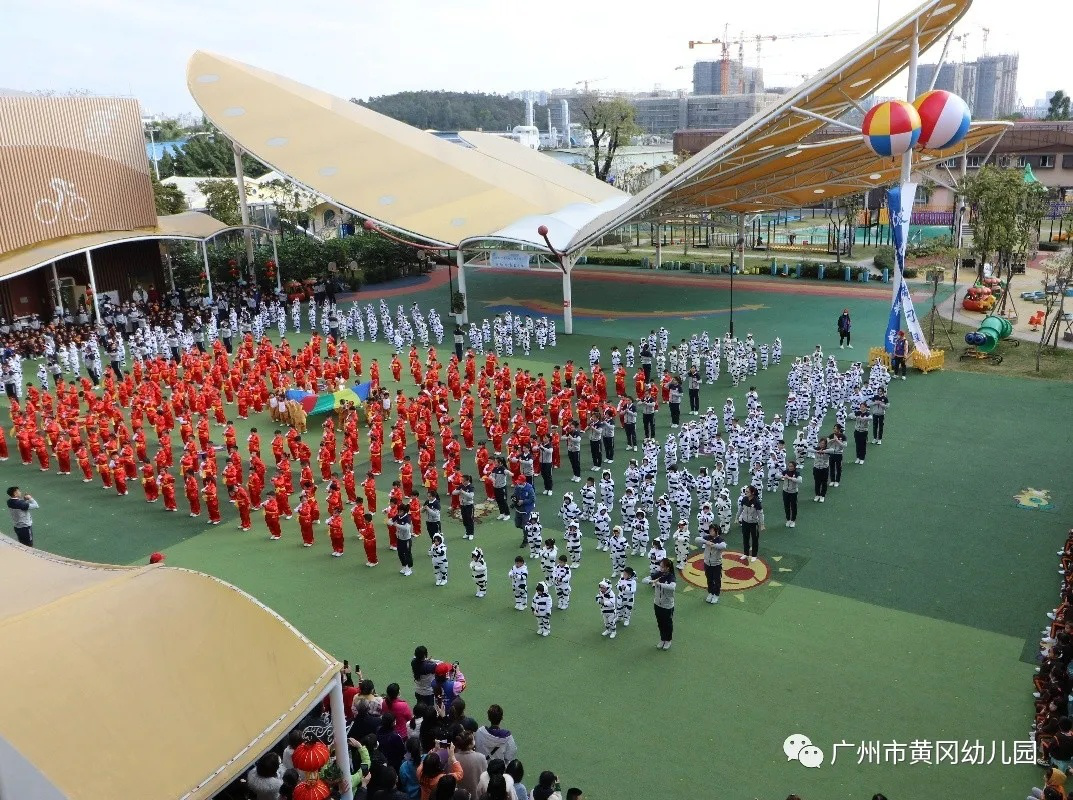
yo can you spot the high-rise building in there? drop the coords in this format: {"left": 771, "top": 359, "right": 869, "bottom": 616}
{"left": 915, "top": 53, "right": 1016, "bottom": 118}
{"left": 631, "top": 93, "right": 781, "bottom": 136}
{"left": 693, "top": 61, "right": 764, "bottom": 95}
{"left": 974, "top": 54, "right": 1019, "bottom": 119}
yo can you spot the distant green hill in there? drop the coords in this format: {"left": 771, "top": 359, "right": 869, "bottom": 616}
{"left": 352, "top": 91, "right": 528, "bottom": 132}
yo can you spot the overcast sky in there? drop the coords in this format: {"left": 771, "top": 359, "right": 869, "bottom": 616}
{"left": 2, "top": 0, "right": 1060, "bottom": 119}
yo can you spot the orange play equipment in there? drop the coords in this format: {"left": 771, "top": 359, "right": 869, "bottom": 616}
{"left": 1029, "top": 310, "right": 1045, "bottom": 331}
{"left": 962, "top": 286, "right": 996, "bottom": 313}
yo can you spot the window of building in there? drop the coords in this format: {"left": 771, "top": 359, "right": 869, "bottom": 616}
{"left": 997, "top": 156, "right": 1011, "bottom": 168}
{"left": 941, "top": 158, "right": 960, "bottom": 169}
{"left": 1039, "top": 155, "right": 1055, "bottom": 168}
{"left": 1016, "top": 156, "right": 1027, "bottom": 168}
{"left": 967, "top": 156, "right": 982, "bottom": 168}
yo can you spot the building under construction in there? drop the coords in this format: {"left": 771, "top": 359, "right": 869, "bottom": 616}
{"left": 916, "top": 53, "right": 1019, "bottom": 118}
{"left": 693, "top": 61, "right": 765, "bottom": 95}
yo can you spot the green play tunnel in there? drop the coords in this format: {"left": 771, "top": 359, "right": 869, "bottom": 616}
{"left": 975, "top": 315, "right": 1013, "bottom": 353}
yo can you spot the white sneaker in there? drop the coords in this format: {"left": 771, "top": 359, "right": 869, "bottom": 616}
{"left": 877, "top": 440, "right": 882, "bottom": 445}
{"left": 662, "top": 641, "right": 672, "bottom": 650}
{"left": 840, "top": 344, "right": 845, "bottom": 349}
{"left": 785, "top": 521, "right": 790, "bottom": 527}
{"left": 623, "top": 618, "right": 630, "bottom": 626}
{"left": 831, "top": 481, "right": 839, "bottom": 487}
{"left": 609, "top": 630, "right": 616, "bottom": 638}
{"left": 400, "top": 568, "right": 408, "bottom": 574}
{"left": 1048, "top": 612, "right": 1058, "bottom": 620}
{"left": 818, "top": 496, "right": 825, "bottom": 503}
{"left": 602, "top": 629, "right": 610, "bottom": 637}
{"left": 813, "top": 496, "right": 819, "bottom": 502}
{"left": 901, "top": 375, "right": 906, "bottom": 380}
{"left": 848, "top": 344, "right": 853, "bottom": 349}
{"left": 404, "top": 568, "right": 413, "bottom": 576}
{"left": 656, "top": 641, "right": 665, "bottom": 649}
{"left": 713, "top": 595, "right": 720, "bottom": 603}
{"left": 750, "top": 556, "right": 757, "bottom": 562}
{"left": 789, "top": 520, "right": 795, "bottom": 528}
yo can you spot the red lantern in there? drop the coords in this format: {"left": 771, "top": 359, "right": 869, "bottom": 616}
{"left": 85, "top": 286, "right": 94, "bottom": 296}
{"left": 291, "top": 739, "right": 331, "bottom": 774}
{"left": 228, "top": 259, "right": 238, "bottom": 267}
{"left": 200, "top": 271, "right": 207, "bottom": 280}
{"left": 266, "top": 259, "right": 276, "bottom": 269}
{"left": 292, "top": 779, "right": 332, "bottom": 800}
{"left": 230, "top": 269, "right": 239, "bottom": 278}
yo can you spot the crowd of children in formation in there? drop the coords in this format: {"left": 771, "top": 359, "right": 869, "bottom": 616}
{"left": 1, "top": 290, "right": 902, "bottom": 648}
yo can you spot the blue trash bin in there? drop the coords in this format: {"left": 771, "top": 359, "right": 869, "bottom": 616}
{"left": 795, "top": 264, "right": 802, "bottom": 278}
{"left": 818, "top": 265, "right": 825, "bottom": 280}
{"left": 844, "top": 266, "right": 852, "bottom": 281}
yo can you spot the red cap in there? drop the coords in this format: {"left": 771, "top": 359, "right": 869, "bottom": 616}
{"left": 149, "top": 552, "right": 166, "bottom": 564}
{"left": 435, "top": 662, "right": 452, "bottom": 678}
{"left": 514, "top": 474, "right": 527, "bottom": 485}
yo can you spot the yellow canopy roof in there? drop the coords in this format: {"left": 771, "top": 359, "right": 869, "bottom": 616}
{"left": 0, "top": 540, "right": 340, "bottom": 800}
{"left": 186, "top": 51, "right": 627, "bottom": 251}
{"left": 0, "top": 212, "right": 230, "bottom": 281}
{"left": 568, "top": 0, "right": 1001, "bottom": 252}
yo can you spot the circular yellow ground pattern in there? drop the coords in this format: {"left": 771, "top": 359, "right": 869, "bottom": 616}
{"left": 680, "top": 551, "right": 771, "bottom": 591}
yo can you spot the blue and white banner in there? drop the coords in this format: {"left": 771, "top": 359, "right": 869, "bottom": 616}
{"left": 885, "top": 183, "right": 931, "bottom": 357}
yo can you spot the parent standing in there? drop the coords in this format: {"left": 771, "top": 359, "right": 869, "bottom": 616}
{"left": 652, "top": 558, "right": 677, "bottom": 650}
{"left": 6, "top": 486, "right": 39, "bottom": 547}
{"left": 511, "top": 474, "right": 536, "bottom": 535}
{"left": 837, "top": 309, "right": 853, "bottom": 349}
{"left": 738, "top": 485, "right": 764, "bottom": 563}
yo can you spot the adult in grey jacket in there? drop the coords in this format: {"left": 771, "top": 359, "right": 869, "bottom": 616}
{"left": 6, "top": 486, "right": 38, "bottom": 547}
{"left": 695, "top": 524, "right": 728, "bottom": 604}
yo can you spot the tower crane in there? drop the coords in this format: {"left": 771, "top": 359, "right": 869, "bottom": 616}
{"left": 689, "top": 29, "right": 867, "bottom": 94}
{"left": 575, "top": 77, "right": 606, "bottom": 92}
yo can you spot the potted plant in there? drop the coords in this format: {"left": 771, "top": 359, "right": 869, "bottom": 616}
{"left": 451, "top": 290, "right": 466, "bottom": 322}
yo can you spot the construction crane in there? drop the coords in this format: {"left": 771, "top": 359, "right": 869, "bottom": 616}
{"left": 575, "top": 77, "right": 606, "bottom": 92}
{"left": 980, "top": 26, "right": 990, "bottom": 55}
{"left": 689, "top": 29, "right": 867, "bottom": 94}
{"left": 951, "top": 32, "right": 970, "bottom": 63}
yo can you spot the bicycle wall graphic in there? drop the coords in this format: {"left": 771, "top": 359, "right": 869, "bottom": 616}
{"left": 34, "top": 178, "right": 91, "bottom": 225}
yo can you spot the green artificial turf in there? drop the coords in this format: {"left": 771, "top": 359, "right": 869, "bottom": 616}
{"left": 3, "top": 265, "right": 1060, "bottom": 799}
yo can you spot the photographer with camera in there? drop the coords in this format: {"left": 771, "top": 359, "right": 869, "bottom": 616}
{"left": 6, "top": 486, "right": 39, "bottom": 547}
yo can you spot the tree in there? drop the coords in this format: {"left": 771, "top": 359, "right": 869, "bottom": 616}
{"left": 353, "top": 91, "right": 526, "bottom": 131}
{"left": 959, "top": 165, "right": 1048, "bottom": 306}
{"left": 166, "top": 131, "right": 269, "bottom": 179}
{"left": 1046, "top": 90, "right": 1071, "bottom": 121}
{"left": 574, "top": 95, "right": 641, "bottom": 182}
{"left": 825, "top": 193, "right": 864, "bottom": 263}
{"left": 198, "top": 179, "right": 242, "bottom": 227}
{"left": 152, "top": 175, "right": 188, "bottom": 216}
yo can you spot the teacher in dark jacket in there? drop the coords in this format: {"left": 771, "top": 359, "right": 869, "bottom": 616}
{"left": 511, "top": 474, "right": 536, "bottom": 536}
{"left": 837, "top": 309, "right": 852, "bottom": 349}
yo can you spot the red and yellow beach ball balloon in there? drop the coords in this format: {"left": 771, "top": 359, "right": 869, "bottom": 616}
{"left": 913, "top": 90, "right": 972, "bottom": 151}
{"left": 861, "top": 100, "right": 922, "bottom": 157}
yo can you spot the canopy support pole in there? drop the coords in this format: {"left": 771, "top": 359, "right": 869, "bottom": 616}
{"left": 233, "top": 142, "right": 256, "bottom": 278}
{"left": 901, "top": 20, "right": 919, "bottom": 185}
{"left": 272, "top": 237, "right": 282, "bottom": 294}
{"left": 329, "top": 680, "right": 354, "bottom": 800}
{"left": 85, "top": 250, "right": 100, "bottom": 322}
{"left": 562, "top": 256, "right": 574, "bottom": 335}
{"left": 455, "top": 248, "right": 469, "bottom": 324}
{"left": 202, "top": 240, "right": 214, "bottom": 303}
{"left": 51, "top": 262, "right": 63, "bottom": 318}
{"left": 733, "top": 214, "right": 746, "bottom": 337}
{"left": 655, "top": 223, "right": 662, "bottom": 269}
